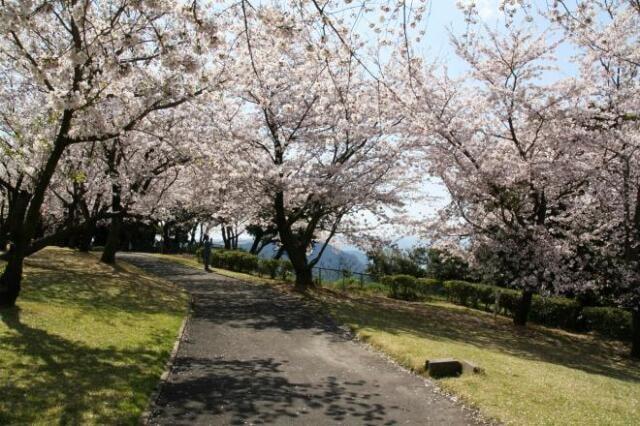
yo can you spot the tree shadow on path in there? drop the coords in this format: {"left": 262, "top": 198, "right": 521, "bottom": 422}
{"left": 152, "top": 356, "right": 398, "bottom": 426}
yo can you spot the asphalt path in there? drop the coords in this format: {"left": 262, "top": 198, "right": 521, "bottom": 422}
{"left": 122, "top": 253, "right": 481, "bottom": 426}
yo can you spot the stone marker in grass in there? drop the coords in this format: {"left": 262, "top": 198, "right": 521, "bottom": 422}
{"left": 426, "top": 359, "right": 485, "bottom": 378}
{"left": 426, "top": 359, "right": 462, "bottom": 378}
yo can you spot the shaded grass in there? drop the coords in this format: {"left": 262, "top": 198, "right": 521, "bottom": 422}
{"left": 0, "top": 247, "right": 188, "bottom": 425}
{"left": 318, "top": 292, "right": 640, "bottom": 425}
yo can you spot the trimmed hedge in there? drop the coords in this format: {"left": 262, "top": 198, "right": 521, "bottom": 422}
{"left": 416, "top": 278, "right": 443, "bottom": 296}
{"left": 382, "top": 274, "right": 420, "bottom": 300}
{"left": 583, "top": 307, "right": 632, "bottom": 340}
{"left": 211, "top": 250, "right": 258, "bottom": 272}
{"left": 529, "top": 296, "right": 583, "bottom": 330}
{"left": 381, "top": 275, "right": 442, "bottom": 300}
{"left": 442, "top": 280, "right": 631, "bottom": 340}
{"left": 258, "top": 258, "right": 281, "bottom": 279}
{"left": 444, "top": 280, "right": 503, "bottom": 310}
{"left": 205, "top": 249, "right": 293, "bottom": 280}
{"left": 444, "top": 280, "right": 583, "bottom": 328}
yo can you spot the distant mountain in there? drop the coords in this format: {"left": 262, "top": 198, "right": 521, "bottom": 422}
{"left": 342, "top": 249, "right": 369, "bottom": 267}
{"left": 233, "top": 240, "right": 368, "bottom": 276}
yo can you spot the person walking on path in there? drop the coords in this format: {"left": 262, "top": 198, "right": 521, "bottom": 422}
{"left": 203, "top": 235, "right": 212, "bottom": 272}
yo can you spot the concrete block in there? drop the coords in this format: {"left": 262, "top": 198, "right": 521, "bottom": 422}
{"left": 425, "top": 358, "right": 462, "bottom": 378}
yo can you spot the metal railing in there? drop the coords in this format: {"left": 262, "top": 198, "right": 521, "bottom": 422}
{"left": 312, "top": 266, "right": 374, "bottom": 286}
{"left": 180, "top": 244, "right": 374, "bottom": 285}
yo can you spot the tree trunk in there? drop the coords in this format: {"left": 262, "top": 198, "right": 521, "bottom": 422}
{"left": 0, "top": 243, "right": 25, "bottom": 308}
{"left": 231, "top": 226, "right": 238, "bottom": 250}
{"left": 0, "top": 189, "right": 30, "bottom": 308}
{"left": 632, "top": 309, "right": 640, "bottom": 359}
{"left": 514, "top": 289, "right": 533, "bottom": 326}
{"left": 101, "top": 176, "right": 122, "bottom": 264}
{"left": 101, "top": 214, "right": 121, "bottom": 264}
{"left": 221, "top": 225, "right": 231, "bottom": 250}
{"left": 1, "top": 111, "right": 73, "bottom": 306}
{"left": 293, "top": 264, "right": 314, "bottom": 292}
{"left": 249, "top": 229, "right": 264, "bottom": 254}
{"left": 77, "top": 221, "right": 95, "bottom": 252}
{"left": 274, "top": 246, "right": 285, "bottom": 259}
{"left": 0, "top": 198, "right": 7, "bottom": 249}
{"left": 272, "top": 191, "right": 318, "bottom": 291}
{"left": 286, "top": 246, "right": 315, "bottom": 291}
{"left": 161, "top": 222, "right": 171, "bottom": 254}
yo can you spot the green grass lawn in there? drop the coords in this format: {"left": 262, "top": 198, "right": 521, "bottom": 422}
{"left": 320, "top": 293, "right": 640, "bottom": 425}
{"left": 0, "top": 247, "right": 188, "bottom": 425}
{"left": 156, "top": 252, "right": 640, "bottom": 425}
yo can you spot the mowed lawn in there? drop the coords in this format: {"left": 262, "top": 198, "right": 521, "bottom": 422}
{"left": 318, "top": 292, "right": 640, "bottom": 425}
{"left": 0, "top": 248, "right": 188, "bottom": 425}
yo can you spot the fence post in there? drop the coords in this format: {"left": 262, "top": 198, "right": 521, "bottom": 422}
{"left": 359, "top": 273, "right": 364, "bottom": 288}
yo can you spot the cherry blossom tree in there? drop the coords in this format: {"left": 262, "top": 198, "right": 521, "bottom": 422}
{"left": 0, "top": 0, "right": 223, "bottom": 307}
{"left": 403, "top": 21, "right": 590, "bottom": 325}
{"left": 423, "top": 0, "right": 639, "bottom": 355}
{"left": 224, "top": 3, "right": 415, "bottom": 290}
{"left": 545, "top": 0, "right": 640, "bottom": 357}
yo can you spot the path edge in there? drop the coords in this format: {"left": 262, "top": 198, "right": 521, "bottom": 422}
{"left": 139, "top": 295, "right": 193, "bottom": 425}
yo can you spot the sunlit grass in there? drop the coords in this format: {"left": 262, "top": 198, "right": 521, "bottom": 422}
{"left": 319, "top": 293, "right": 640, "bottom": 425}
{"left": 156, "top": 252, "right": 640, "bottom": 425}
{"left": 0, "top": 247, "right": 188, "bottom": 425}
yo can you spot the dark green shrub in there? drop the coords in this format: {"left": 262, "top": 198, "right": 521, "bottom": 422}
{"left": 495, "top": 291, "right": 583, "bottom": 331}
{"left": 279, "top": 260, "right": 294, "bottom": 281}
{"left": 442, "top": 281, "right": 618, "bottom": 333}
{"left": 210, "top": 250, "right": 259, "bottom": 274}
{"left": 495, "top": 288, "right": 521, "bottom": 315}
{"left": 258, "top": 258, "right": 281, "bottom": 278}
{"left": 443, "top": 280, "right": 495, "bottom": 308}
{"left": 583, "top": 307, "right": 632, "bottom": 340}
{"left": 416, "top": 278, "right": 443, "bottom": 297}
{"left": 382, "top": 274, "right": 419, "bottom": 300}
{"left": 443, "top": 280, "right": 472, "bottom": 305}
{"left": 366, "top": 247, "right": 428, "bottom": 279}
{"left": 529, "top": 296, "right": 583, "bottom": 330}
{"left": 210, "top": 250, "right": 228, "bottom": 269}
{"left": 474, "top": 283, "right": 498, "bottom": 309}
{"left": 238, "top": 252, "right": 259, "bottom": 272}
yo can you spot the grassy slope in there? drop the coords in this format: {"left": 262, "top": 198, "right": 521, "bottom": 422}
{"left": 0, "top": 248, "right": 188, "bottom": 425}
{"left": 155, "top": 252, "right": 640, "bottom": 425}
{"left": 321, "top": 293, "right": 639, "bottom": 425}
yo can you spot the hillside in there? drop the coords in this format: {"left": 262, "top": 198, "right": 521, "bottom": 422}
{"left": 232, "top": 240, "right": 368, "bottom": 276}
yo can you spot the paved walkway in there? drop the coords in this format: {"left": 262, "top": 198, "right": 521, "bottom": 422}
{"left": 122, "top": 253, "right": 481, "bottom": 426}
